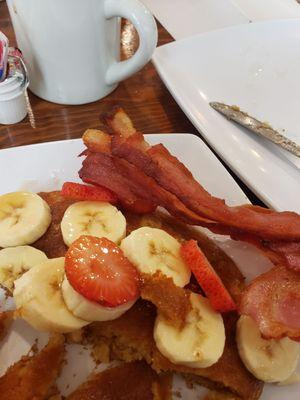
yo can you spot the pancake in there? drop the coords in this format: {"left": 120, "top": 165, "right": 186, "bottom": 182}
{"left": 33, "top": 191, "right": 72, "bottom": 258}
{"left": 66, "top": 361, "right": 163, "bottom": 400}
{"left": 87, "top": 301, "right": 262, "bottom": 400}
{"left": 33, "top": 191, "right": 263, "bottom": 399}
{"left": 0, "top": 311, "right": 13, "bottom": 341}
{"left": 0, "top": 334, "right": 64, "bottom": 400}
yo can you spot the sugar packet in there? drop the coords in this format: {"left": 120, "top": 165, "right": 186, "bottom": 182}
{"left": 0, "top": 31, "right": 9, "bottom": 82}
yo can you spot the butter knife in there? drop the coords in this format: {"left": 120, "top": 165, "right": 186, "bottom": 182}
{"left": 210, "top": 102, "right": 300, "bottom": 158}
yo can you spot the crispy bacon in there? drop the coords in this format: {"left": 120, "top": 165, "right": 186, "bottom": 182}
{"left": 80, "top": 129, "right": 221, "bottom": 226}
{"left": 229, "top": 232, "right": 300, "bottom": 273}
{"left": 111, "top": 132, "right": 300, "bottom": 242}
{"left": 114, "top": 157, "right": 220, "bottom": 227}
{"left": 82, "top": 129, "right": 111, "bottom": 154}
{"left": 267, "top": 241, "right": 300, "bottom": 273}
{"left": 103, "top": 106, "right": 137, "bottom": 138}
{"left": 79, "top": 151, "right": 157, "bottom": 212}
{"left": 80, "top": 109, "right": 300, "bottom": 340}
{"left": 105, "top": 108, "right": 300, "bottom": 242}
{"left": 82, "top": 114, "right": 300, "bottom": 269}
{"left": 79, "top": 150, "right": 218, "bottom": 227}
{"left": 239, "top": 266, "right": 300, "bottom": 340}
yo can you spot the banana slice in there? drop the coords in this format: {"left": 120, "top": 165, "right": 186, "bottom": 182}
{"left": 0, "top": 192, "right": 51, "bottom": 248}
{"left": 62, "top": 276, "right": 135, "bottom": 322}
{"left": 13, "top": 258, "right": 89, "bottom": 333}
{"left": 154, "top": 292, "right": 225, "bottom": 368}
{"left": 0, "top": 246, "right": 47, "bottom": 292}
{"left": 237, "top": 315, "right": 300, "bottom": 383}
{"left": 61, "top": 201, "right": 126, "bottom": 246}
{"left": 120, "top": 227, "right": 190, "bottom": 287}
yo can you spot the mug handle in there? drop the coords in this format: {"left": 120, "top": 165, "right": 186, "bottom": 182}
{"left": 104, "top": 0, "right": 158, "bottom": 86}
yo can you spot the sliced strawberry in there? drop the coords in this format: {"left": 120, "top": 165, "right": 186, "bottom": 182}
{"left": 180, "top": 240, "right": 236, "bottom": 313}
{"left": 65, "top": 235, "right": 140, "bottom": 307}
{"left": 61, "top": 182, "right": 118, "bottom": 204}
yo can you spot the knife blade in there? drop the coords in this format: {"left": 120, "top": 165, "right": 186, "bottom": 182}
{"left": 210, "top": 102, "right": 300, "bottom": 158}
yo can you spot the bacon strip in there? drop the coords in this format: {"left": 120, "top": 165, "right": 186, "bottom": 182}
{"left": 111, "top": 133, "right": 300, "bottom": 241}
{"left": 82, "top": 120, "right": 300, "bottom": 270}
{"left": 79, "top": 151, "right": 157, "bottom": 212}
{"left": 78, "top": 109, "right": 300, "bottom": 341}
{"left": 105, "top": 108, "right": 300, "bottom": 242}
{"left": 228, "top": 231, "right": 300, "bottom": 274}
{"left": 79, "top": 150, "right": 219, "bottom": 227}
{"left": 80, "top": 112, "right": 300, "bottom": 340}
{"left": 239, "top": 266, "right": 300, "bottom": 340}
{"left": 83, "top": 129, "right": 111, "bottom": 154}
{"left": 267, "top": 241, "right": 300, "bottom": 273}
{"left": 80, "top": 129, "right": 220, "bottom": 226}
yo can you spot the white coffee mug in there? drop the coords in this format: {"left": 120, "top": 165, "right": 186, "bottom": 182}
{"left": 6, "top": 0, "right": 157, "bottom": 105}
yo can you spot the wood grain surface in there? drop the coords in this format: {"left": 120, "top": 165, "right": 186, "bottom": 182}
{"left": 0, "top": 1, "right": 263, "bottom": 205}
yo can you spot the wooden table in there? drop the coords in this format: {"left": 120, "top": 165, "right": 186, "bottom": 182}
{"left": 0, "top": 1, "right": 262, "bottom": 205}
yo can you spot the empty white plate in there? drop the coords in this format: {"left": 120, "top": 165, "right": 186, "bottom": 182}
{"left": 153, "top": 19, "right": 300, "bottom": 213}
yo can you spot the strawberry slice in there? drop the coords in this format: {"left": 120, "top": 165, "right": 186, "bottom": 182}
{"left": 65, "top": 235, "right": 140, "bottom": 307}
{"left": 180, "top": 240, "right": 236, "bottom": 312}
{"left": 61, "top": 182, "right": 118, "bottom": 204}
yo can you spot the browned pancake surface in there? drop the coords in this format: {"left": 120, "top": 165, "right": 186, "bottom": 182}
{"left": 34, "top": 191, "right": 73, "bottom": 258}
{"left": 33, "top": 191, "right": 263, "bottom": 399}
{"left": 66, "top": 361, "right": 159, "bottom": 400}
{"left": 0, "top": 311, "right": 13, "bottom": 341}
{"left": 87, "top": 301, "right": 262, "bottom": 400}
{"left": 141, "top": 272, "right": 191, "bottom": 329}
{"left": 0, "top": 334, "right": 64, "bottom": 400}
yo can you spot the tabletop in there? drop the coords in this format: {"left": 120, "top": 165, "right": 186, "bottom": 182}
{"left": 0, "top": 1, "right": 262, "bottom": 205}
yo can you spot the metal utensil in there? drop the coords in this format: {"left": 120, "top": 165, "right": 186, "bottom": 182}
{"left": 210, "top": 102, "right": 300, "bottom": 158}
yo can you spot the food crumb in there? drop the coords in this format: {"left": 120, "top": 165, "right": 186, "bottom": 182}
{"left": 61, "top": 357, "right": 68, "bottom": 368}
{"left": 184, "top": 376, "right": 194, "bottom": 389}
{"left": 27, "top": 338, "right": 39, "bottom": 356}
{"left": 3, "top": 287, "right": 11, "bottom": 301}
{"left": 91, "top": 342, "right": 110, "bottom": 364}
{"left": 203, "top": 391, "right": 237, "bottom": 400}
{"left": 172, "top": 390, "right": 182, "bottom": 398}
{"left": 65, "top": 329, "right": 83, "bottom": 344}
{"left": 152, "top": 372, "right": 173, "bottom": 400}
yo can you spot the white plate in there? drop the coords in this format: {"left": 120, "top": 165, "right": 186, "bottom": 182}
{"left": 0, "top": 135, "right": 297, "bottom": 399}
{"left": 141, "top": 0, "right": 300, "bottom": 40}
{"left": 153, "top": 19, "right": 300, "bottom": 213}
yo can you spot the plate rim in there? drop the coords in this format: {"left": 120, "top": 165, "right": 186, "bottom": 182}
{"left": 155, "top": 17, "right": 300, "bottom": 50}
{"left": 0, "top": 132, "right": 203, "bottom": 153}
